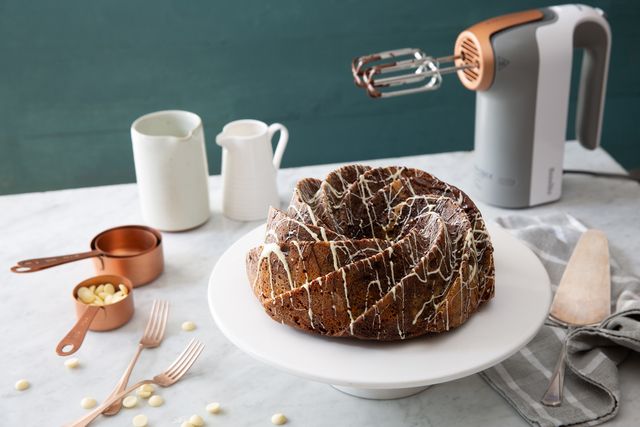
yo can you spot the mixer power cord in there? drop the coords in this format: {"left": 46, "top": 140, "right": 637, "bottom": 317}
{"left": 563, "top": 169, "right": 640, "bottom": 183}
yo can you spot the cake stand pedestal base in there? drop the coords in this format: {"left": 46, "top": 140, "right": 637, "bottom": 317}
{"left": 331, "top": 384, "right": 430, "bottom": 400}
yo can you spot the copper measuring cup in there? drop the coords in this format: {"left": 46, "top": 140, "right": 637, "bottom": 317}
{"left": 11, "top": 225, "right": 164, "bottom": 287}
{"left": 57, "top": 275, "right": 135, "bottom": 356}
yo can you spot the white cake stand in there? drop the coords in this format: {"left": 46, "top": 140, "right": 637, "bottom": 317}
{"left": 208, "top": 223, "right": 551, "bottom": 399}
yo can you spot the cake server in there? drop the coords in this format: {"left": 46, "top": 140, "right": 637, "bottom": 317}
{"left": 541, "top": 229, "right": 611, "bottom": 406}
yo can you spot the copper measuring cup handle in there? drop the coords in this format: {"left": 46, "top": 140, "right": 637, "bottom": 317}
{"left": 56, "top": 305, "right": 101, "bottom": 356}
{"left": 11, "top": 250, "right": 102, "bottom": 273}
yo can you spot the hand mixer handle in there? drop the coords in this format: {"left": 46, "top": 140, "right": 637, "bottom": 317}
{"left": 573, "top": 11, "right": 611, "bottom": 150}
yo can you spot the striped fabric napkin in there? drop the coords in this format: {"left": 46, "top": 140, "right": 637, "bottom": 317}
{"left": 480, "top": 214, "right": 640, "bottom": 427}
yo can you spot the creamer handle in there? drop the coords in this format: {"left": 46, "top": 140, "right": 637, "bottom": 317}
{"left": 268, "top": 123, "right": 289, "bottom": 170}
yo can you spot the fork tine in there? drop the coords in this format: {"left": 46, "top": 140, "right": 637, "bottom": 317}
{"left": 176, "top": 341, "right": 204, "bottom": 380}
{"left": 154, "top": 300, "right": 169, "bottom": 342}
{"left": 145, "top": 300, "right": 162, "bottom": 339}
{"left": 166, "top": 339, "right": 202, "bottom": 378}
{"left": 143, "top": 300, "right": 160, "bottom": 338}
{"left": 148, "top": 300, "right": 164, "bottom": 341}
{"left": 167, "top": 341, "right": 204, "bottom": 381}
{"left": 148, "top": 300, "right": 164, "bottom": 340}
{"left": 163, "top": 338, "right": 199, "bottom": 374}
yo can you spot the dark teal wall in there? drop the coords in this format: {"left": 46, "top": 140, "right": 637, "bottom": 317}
{"left": 1, "top": 0, "right": 638, "bottom": 195}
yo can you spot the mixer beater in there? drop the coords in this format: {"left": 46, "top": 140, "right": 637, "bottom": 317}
{"left": 352, "top": 48, "right": 477, "bottom": 98}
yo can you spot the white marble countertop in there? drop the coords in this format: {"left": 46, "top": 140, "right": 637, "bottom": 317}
{"left": 1, "top": 142, "right": 639, "bottom": 426}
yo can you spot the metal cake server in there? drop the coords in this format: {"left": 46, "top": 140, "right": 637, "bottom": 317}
{"left": 541, "top": 229, "right": 611, "bottom": 407}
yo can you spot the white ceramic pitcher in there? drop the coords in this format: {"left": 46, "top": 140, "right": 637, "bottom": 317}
{"left": 216, "top": 119, "right": 288, "bottom": 221}
{"left": 131, "top": 110, "right": 211, "bottom": 231}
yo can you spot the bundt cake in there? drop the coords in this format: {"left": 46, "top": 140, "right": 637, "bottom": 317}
{"left": 245, "top": 165, "right": 495, "bottom": 341}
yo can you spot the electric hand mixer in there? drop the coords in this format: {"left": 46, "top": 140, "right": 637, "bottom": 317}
{"left": 352, "top": 4, "right": 610, "bottom": 208}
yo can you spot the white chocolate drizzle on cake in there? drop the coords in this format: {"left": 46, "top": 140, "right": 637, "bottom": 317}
{"left": 245, "top": 165, "right": 495, "bottom": 341}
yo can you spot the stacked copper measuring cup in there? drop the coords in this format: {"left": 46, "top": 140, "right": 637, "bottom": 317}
{"left": 11, "top": 224, "right": 165, "bottom": 355}
{"left": 12, "top": 225, "right": 163, "bottom": 286}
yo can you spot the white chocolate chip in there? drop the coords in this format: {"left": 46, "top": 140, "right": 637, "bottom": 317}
{"left": 64, "top": 358, "right": 80, "bottom": 369}
{"left": 189, "top": 414, "right": 205, "bottom": 426}
{"left": 96, "top": 284, "right": 105, "bottom": 294}
{"left": 77, "top": 287, "right": 96, "bottom": 304}
{"left": 181, "top": 321, "right": 196, "bottom": 331}
{"left": 14, "top": 379, "right": 29, "bottom": 391}
{"left": 111, "top": 293, "right": 126, "bottom": 304}
{"left": 123, "top": 395, "right": 138, "bottom": 408}
{"left": 271, "top": 413, "right": 287, "bottom": 425}
{"left": 180, "top": 422, "right": 194, "bottom": 427}
{"left": 119, "top": 284, "right": 129, "bottom": 295}
{"left": 132, "top": 414, "right": 148, "bottom": 427}
{"left": 81, "top": 397, "right": 97, "bottom": 409}
{"left": 206, "top": 402, "right": 221, "bottom": 414}
{"left": 137, "top": 384, "right": 154, "bottom": 398}
{"left": 104, "top": 283, "right": 115, "bottom": 294}
{"left": 148, "top": 395, "right": 164, "bottom": 407}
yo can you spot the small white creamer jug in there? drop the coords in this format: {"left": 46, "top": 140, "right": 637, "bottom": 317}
{"left": 216, "top": 119, "right": 288, "bottom": 221}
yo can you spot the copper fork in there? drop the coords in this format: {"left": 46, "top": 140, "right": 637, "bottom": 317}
{"left": 66, "top": 338, "right": 204, "bottom": 427}
{"left": 102, "top": 299, "right": 169, "bottom": 415}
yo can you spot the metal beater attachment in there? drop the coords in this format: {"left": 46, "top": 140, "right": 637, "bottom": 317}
{"left": 351, "top": 48, "right": 477, "bottom": 98}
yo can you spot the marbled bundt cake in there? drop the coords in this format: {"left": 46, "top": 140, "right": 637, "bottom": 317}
{"left": 246, "top": 165, "right": 495, "bottom": 341}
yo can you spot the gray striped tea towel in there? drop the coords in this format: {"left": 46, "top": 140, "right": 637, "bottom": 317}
{"left": 480, "top": 213, "right": 640, "bottom": 427}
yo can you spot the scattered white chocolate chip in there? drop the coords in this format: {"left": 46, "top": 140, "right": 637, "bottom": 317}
{"left": 206, "top": 402, "right": 221, "bottom": 414}
{"left": 123, "top": 395, "right": 138, "bottom": 408}
{"left": 181, "top": 321, "right": 196, "bottom": 331}
{"left": 148, "top": 395, "right": 164, "bottom": 407}
{"left": 271, "top": 413, "right": 287, "bottom": 425}
{"left": 14, "top": 379, "right": 30, "bottom": 391}
{"left": 136, "top": 384, "right": 154, "bottom": 399}
{"left": 189, "top": 414, "right": 205, "bottom": 426}
{"left": 64, "top": 357, "right": 80, "bottom": 369}
{"left": 141, "top": 384, "right": 154, "bottom": 393}
{"left": 132, "top": 414, "right": 148, "bottom": 427}
{"left": 81, "top": 397, "right": 97, "bottom": 409}
{"left": 180, "top": 422, "right": 194, "bottom": 427}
